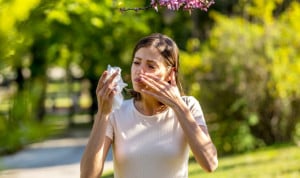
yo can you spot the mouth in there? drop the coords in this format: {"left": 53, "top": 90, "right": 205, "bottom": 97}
{"left": 134, "top": 77, "right": 142, "bottom": 83}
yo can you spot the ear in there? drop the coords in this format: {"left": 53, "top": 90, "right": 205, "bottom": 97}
{"left": 168, "top": 67, "right": 176, "bottom": 85}
{"left": 166, "top": 67, "right": 173, "bottom": 82}
{"left": 167, "top": 74, "right": 172, "bottom": 83}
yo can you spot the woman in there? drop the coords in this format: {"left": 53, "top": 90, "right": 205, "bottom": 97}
{"left": 80, "top": 33, "right": 218, "bottom": 178}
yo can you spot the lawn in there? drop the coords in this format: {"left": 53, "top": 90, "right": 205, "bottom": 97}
{"left": 102, "top": 144, "right": 300, "bottom": 178}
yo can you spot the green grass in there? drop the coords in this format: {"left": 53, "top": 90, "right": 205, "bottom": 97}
{"left": 102, "top": 144, "right": 300, "bottom": 178}
{"left": 0, "top": 114, "right": 69, "bottom": 155}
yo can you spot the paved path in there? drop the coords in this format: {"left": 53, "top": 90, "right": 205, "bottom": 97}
{"left": 0, "top": 129, "right": 113, "bottom": 178}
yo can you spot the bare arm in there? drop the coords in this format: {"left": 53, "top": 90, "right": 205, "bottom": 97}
{"left": 171, "top": 100, "right": 218, "bottom": 172}
{"left": 80, "top": 114, "right": 112, "bottom": 178}
{"left": 140, "top": 72, "right": 218, "bottom": 172}
{"left": 80, "top": 70, "right": 118, "bottom": 178}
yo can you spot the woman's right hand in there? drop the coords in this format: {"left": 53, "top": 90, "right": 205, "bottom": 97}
{"left": 96, "top": 70, "right": 119, "bottom": 116}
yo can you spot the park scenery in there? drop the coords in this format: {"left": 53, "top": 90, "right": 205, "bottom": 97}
{"left": 0, "top": 0, "right": 299, "bottom": 177}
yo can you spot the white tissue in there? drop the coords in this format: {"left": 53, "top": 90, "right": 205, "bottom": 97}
{"left": 106, "top": 65, "right": 127, "bottom": 110}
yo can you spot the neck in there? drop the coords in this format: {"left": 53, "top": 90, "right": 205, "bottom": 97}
{"left": 134, "top": 96, "right": 167, "bottom": 116}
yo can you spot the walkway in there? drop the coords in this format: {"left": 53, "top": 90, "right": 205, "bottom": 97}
{"left": 0, "top": 128, "right": 113, "bottom": 178}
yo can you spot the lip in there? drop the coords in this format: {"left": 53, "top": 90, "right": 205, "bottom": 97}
{"left": 134, "top": 77, "right": 142, "bottom": 82}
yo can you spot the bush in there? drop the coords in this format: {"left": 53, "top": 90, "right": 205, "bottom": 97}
{"left": 196, "top": 1, "right": 300, "bottom": 154}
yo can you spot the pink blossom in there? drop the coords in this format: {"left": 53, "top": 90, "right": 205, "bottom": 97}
{"left": 151, "top": 0, "right": 214, "bottom": 11}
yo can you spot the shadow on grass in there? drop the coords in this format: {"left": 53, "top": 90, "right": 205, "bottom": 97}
{"left": 102, "top": 173, "right": 114, "bottom": 178}
{"left": 188, "top": 143, "right": 299, "bottom": 177}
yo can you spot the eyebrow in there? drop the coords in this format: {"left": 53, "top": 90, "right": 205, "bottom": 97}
{"left": 134, "top": 56, "right": 157, "bottom": 64}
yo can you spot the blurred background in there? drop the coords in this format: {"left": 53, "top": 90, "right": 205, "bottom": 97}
{"left": 0, "top": 0, "right": 299, "bottom": 177}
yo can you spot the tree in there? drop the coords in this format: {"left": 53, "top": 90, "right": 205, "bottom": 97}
{"left": 194, "top": 0, "right": 300, "bottom": 154}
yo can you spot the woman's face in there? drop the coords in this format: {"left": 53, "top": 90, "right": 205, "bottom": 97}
{"left": 131, "top": 46, "right": 170, "bottom": 92}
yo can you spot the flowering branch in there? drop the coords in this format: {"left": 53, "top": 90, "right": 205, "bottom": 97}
{"left": 119, "top": 0, "right": 215, "bottom": 12}
{"left": 151, "top": 0, "right": 215, "bottom": 11}
{"left": 120, "top": 6, "right": 152, "bottom": 13}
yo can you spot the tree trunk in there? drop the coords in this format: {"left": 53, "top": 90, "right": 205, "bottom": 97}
{"left": 29, "top": 39, "right": 48, "bottom": 122}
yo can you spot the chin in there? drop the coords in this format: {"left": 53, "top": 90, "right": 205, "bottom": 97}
{"left": 133, "top": 86, "right": 142, "bottom": 93}
{"left": 132, "top": 82, "right": 144, "bottom": 91}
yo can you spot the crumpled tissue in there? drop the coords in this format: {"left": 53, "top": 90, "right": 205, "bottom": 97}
{"left": 106, "top": 65, "right": 127, "bottom": 110}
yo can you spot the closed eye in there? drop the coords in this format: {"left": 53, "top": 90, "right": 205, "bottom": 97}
{"left": 148, "top": 64, "right": 155, "bottom": 69}
{"left": 133, "top": 61, "right": 140, "bottom": 65}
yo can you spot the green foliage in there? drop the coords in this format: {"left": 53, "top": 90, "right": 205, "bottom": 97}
{"left": 0, "top": 119, "right": 53, "bottom": 155}
{"left": 0, "top": 0, "right": 41, "bottom": 67}
{"left": 195, "top": 0, "right": 300, "bottom": 154}
{"left": 0, "top": 86, "right": 56, "bottom": 154}
{"left": 1, "top": 0, "right": 299, "bottom": 156}
{"left": 0, "top": 0, "right": 158, "bottom": 154}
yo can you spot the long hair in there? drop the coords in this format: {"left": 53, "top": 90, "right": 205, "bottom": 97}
{"left": 129, "top": 33, "right": 184, "bottom": 100}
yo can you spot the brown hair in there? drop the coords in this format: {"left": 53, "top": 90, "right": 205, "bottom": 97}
{"left": 129, "top": 33, "right": 184, "bottom": 99}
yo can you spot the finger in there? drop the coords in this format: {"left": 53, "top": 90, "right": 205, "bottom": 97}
{"left": 97, "top": 69, "right": 119, "bottom": 94}
{"left": 100, "top": 82, "right": 117, "bottom": 99}
{"left": 142, "top": 73, "right": 161, "bottom": 82}
{"left": 141, "top": 88, "right": 156, "bottom": 97}
{"left": 141, "top": 73, "right": 165, "bottom": 86}
{"left": 141, "top": 74, "right": 170, "bottom": 92}
{"left": 141, "top": 88, "right": 168, "bottom": 105}
{"left": 140, "top": 75, "right": 162, "bottom": 92}
{"left": 96, "top": 71, "right": 108, "bottom": 93}
{"left": 105, "top": 69, "right": 120, "bottom": 85}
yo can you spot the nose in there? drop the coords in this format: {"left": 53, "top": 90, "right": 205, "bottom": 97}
{"left": 136, "top": 64, "right": 146, "bottom": 75}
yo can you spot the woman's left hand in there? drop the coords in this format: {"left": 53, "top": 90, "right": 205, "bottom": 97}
{"left": 140, "top": 70, "right": 181, "bottom": 108}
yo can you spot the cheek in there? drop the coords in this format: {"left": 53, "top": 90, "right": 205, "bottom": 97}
{"left": 131, "top": 65, "right": 137, "bottom": 76}
{"left": 153, "top": 71, "right": 169, "bottom": 82}
{"left": 155, "top": 73, "right": 163, "bottom": 78}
